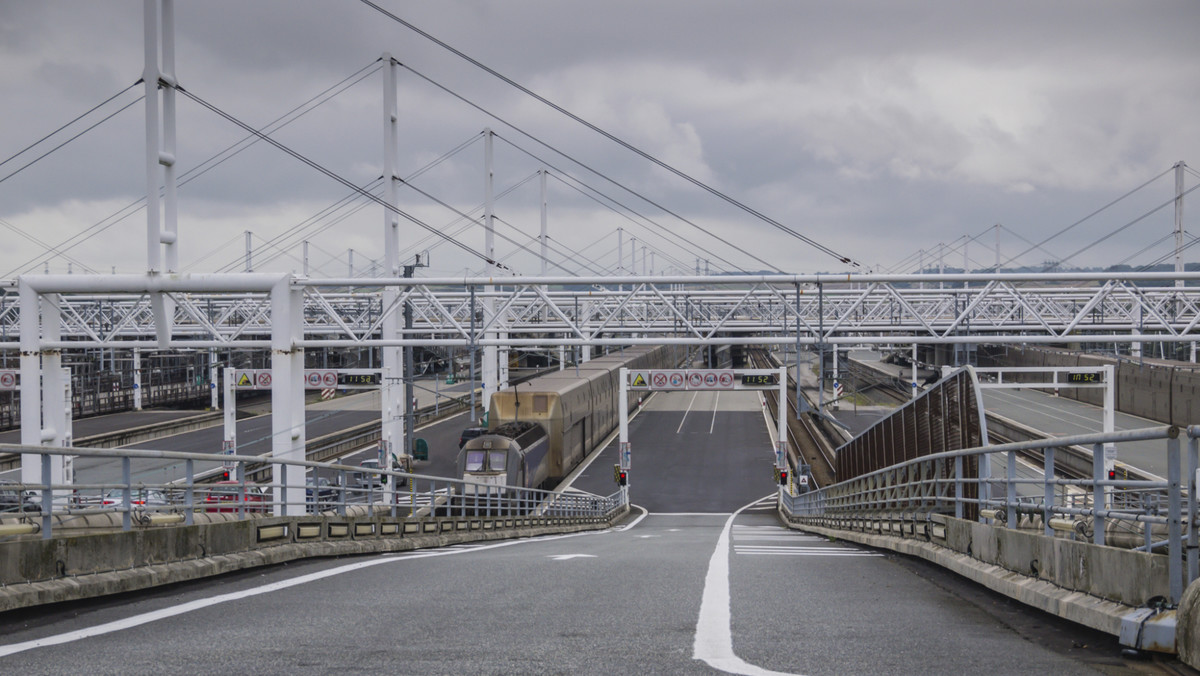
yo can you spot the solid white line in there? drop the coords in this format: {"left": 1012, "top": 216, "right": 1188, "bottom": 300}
{"left": 693, "top": 495, "right": 801, "bottom": 676}
{"left": 615, "top": 503, "right": 650, "bottom": 531}
{"left": 677, "top": 391, "right": 698, "bottom": 433}
{"left": 710, "top": 391, "right": 719, "bottom": 434}
{"left": 0, "top": 530, "right": 598, "bottom": 658}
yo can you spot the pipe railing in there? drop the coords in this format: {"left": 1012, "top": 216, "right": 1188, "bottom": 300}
{"left": 0, "top": 443, "right": 625, "bottom": 537}
{"left": 780, "top": 425, "right": 1199, "bottom": 604}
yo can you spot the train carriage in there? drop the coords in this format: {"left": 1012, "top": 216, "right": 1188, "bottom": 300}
{"left": 470, "top": 345, "right": 684, "bottom": 491}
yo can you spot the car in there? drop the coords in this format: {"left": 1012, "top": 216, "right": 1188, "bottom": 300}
{"left": 306, "top": 476, "right": 338, "bottom": 510}
{"left": 458, "top": 426, "right": 487, "bottom": 449}
{"left": 353, "top": 459, "right": 383, "bottom": 491}
{"left": 0, "top": 481, "right": 36, "bottom": 513}
{"left": 101, "top": 488, "right": 171, "bottom": 508}
{"left": 203, "top": 481, "right": 269, "bottom": 513}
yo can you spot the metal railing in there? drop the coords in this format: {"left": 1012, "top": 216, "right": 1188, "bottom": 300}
{"left": 0, "top": 443, "right": 625, "bottom": 537}
{"left": 781, "top": 425, "right": 1200, "bottom": 604}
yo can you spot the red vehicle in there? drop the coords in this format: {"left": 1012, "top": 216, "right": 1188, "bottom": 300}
{"left": 203, "top": 481, "right": 269, "bottom": 513}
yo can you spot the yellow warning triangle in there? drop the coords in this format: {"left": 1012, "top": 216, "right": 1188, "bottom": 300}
{"left": 632, "top": 373, "right": 647, "bottom": 387}
{"left": 237, "top": 373, "right": 252, "bottom": 387}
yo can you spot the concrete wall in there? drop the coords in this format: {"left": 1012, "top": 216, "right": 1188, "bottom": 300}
{"left": 0, "top": 508, "right": 622, "bottom": 612}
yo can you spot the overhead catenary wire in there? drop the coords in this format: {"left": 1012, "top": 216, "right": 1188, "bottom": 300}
{"left": 0, "top": 80, "right": 142, "bottom": 173}
{"left": 4, "top": 61, "right": 384, "bottom": 276}
{"left": 360, "top": 1, "right": 861, "bottom": 269}
{"left": 395, "top": 60, "right": 777, "bottom": 273}
{"left": 174, "top": 86, "right": 508, "bottom": 271}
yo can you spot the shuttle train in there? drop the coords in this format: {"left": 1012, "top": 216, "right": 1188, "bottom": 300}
{"left": 456, "top": 345, "right": 686, "bottom": 494}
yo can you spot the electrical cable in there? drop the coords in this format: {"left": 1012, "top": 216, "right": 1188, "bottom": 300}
{"left": 0, "top": 80, "right": 142, "bottom": 171}
{"left": 361, "top": 1, "right": 861, "bottom": 268}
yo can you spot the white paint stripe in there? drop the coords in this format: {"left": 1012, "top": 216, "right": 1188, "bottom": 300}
{"left": 710, "top": 391, "right": 719, "bottom": 434}
{"left": 676, "top": 391, "right": 698, "bottom": 433}
{"left": 0, "top": 530, "right": 598, "bottom": 658}
{"left": 735, "top": 550, "right": 882, "bottom": 557}
{"left": 693, "top": 495, "right": 802, "bottom": 676}
{"left": 616, "top": 503, "right": 650, "bottom": 531}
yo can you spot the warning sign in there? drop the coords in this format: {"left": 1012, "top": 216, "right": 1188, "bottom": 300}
{"left": 256, "top": 371, "right": 272, "bottom": 389}
{"left": 0, "top": 371, "right": 16, "bottom": 391}
{"left": 234, "top": 370, "right": 257, "bottom": 389}
{"left": 628, "top": 372, "right": 650, "bottom": 390}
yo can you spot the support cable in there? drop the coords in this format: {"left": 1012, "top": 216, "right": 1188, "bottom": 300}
{"left": 361, "top": 1, "right": 860, "bottom": 267}
{"left": 176, "top": 86, "right": 508, "bottom": 271}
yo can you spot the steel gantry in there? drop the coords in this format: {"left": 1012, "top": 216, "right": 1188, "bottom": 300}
{"left": 5, "top": 271, "right": 1200, "bottom": 351}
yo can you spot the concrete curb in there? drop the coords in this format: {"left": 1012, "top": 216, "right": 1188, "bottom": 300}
{"left": 781, "top": 516, "right": 1137, "bottom": 636}
{"left": 0, "top": 520, "right": 612, "bottom": 613}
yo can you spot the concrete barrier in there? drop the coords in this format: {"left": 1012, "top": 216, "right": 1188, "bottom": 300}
{"left": 782, "top": 511, "right": 1172, "bottom": 645}
{"left": 1178, "top": 578, "right": 1200, "bottom": 669}
{"left": 0, "top": 505, "right": 626, "bottom": 612}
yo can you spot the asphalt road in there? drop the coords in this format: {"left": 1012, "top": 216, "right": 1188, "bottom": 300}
{"left": 0, "top": 386, "right": 1155, "bottom": 674}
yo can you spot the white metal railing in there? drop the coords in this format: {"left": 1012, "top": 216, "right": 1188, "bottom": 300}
{"left": 0, "top": 444, "right": 625, "bottom": 537}
{"left": 780, "top": 425, "right": 1200, "bottom": 605}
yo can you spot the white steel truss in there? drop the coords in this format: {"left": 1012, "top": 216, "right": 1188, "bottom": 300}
{"left": 5, "top": 271, "right": 1200, "bottom": 351}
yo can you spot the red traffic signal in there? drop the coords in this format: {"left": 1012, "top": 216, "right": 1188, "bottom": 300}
{"left": 1108, "top": 469, "right": 1116, "bottom": 481}
{"left": 779, "top": 469, "right": 788, "bottom": 486}
{"left": 618, "top": 470, "right": 628, "bottom": 487}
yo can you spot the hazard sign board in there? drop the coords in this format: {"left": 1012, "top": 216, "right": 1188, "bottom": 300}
{"left": 233, "top": 370, "right": 263, "bottom": 390}
{"left": 628, "top": 369, "right": 747, "bottom": 391}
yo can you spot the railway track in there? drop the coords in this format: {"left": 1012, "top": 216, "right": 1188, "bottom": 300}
{"left": 748, "top": 349, "right": 837, "bottom": 488}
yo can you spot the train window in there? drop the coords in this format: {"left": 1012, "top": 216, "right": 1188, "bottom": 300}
{"left": 533, "top": 394, "right": 548, "bottom": 413}
{"left": 489, "top": 451, "right": 507, "bottom": 471}
{"left": 464, "top": 450, "right": 485, "bottom": 472}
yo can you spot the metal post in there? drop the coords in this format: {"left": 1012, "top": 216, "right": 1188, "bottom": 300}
{"left": 160, "top": 0, "right": 178, "bottom": 272}
{"left": 469, "top": 286, "right": 478, "bottom": 422}
{"left": 208, "top": 348, "right": 219, "bottom": 409}
{"left": 144, "top": 0, "right": 162, "bottom": 272}
{"left": 1093, "top": 442, "right": 1106, "bottom": 546}
{"left": 381, "top": 52, "right": 405, "bottom": 507}
{"left": 133, "top": 347, "right": 143, "bottom": 410}
{"left": 1190, "top": 434, "right": 1199, "bottom": 584}
{"left": 540, "top": 169, "right": 548, "bottom": 276}
{"left": 183, "top": 458, "right": 193, "bottom": 525}
{"left": 1043, "top": 447, "right": 1055, "bottom": 537}
{"left": 1168, "top": 434, "right": 1183, "bottom": 604}
{"left": 911, "top": 343, "right": 918, "bottom": 400}
{"left": 482, "top": 130, "right": 498, "bottom": 412}
{"left": 618, "top": 368, "right": 630, "bottom": 471}
{"left": 223, "top": 367, "right": 236, "bottom": 467}
{"left": 270, "top": 277, "right": 306, "bottom": 516}
{"left": 1176, "top": 161, "right": 1186, "bottom": 288}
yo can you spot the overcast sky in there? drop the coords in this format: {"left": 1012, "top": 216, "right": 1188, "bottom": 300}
{"left": 1, "top": 1, "right": 1198, "bottom": 279}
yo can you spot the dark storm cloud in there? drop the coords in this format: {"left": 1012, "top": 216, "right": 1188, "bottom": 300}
{"left": 1, "top": 0, "right": 1197, "bottom": 277}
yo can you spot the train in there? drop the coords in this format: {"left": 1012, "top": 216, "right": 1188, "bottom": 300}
{"left": 455, "top": 345, "right": 686, "bottom": 493}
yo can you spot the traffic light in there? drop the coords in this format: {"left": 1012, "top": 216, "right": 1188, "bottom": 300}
{"left": 778, "top": 469, "right": 788, "bottom": 486}
{"left": 618, "top": 470, "right": 628, "bottom": 487}
{"left": 1108, "top": 469, "right": 1116, "bottom": 482}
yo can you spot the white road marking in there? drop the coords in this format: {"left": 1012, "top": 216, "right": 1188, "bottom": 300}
{"left": 734, "top": 546, "right": 881, "bottom": 557}
{"left": 711, "top": 392, "right": 720, "bottom": 433}
{"left": 694, "top": 495, "right": 801, "bottom": 676}
{"left": 0, "top": 530, "right": 601, "bottom": 658}
{"left": 677, "top": 391, "right": 699, "bottom": 433}
{"left": 548, "top": 554, "right": 597, "bottom": 561}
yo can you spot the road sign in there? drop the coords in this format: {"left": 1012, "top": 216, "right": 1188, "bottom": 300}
{"left": 687, "top": 372, "right": 704, "bottom": 388}
{"left": 669, "top": 372, "right": 684, "bottom": 388}
{"left": 256, "top": 371, "right": 272, "bottom": 389}
{"left": 0, "top": 371, "right": 16, "bottom": 390}
{"left": 305, "top": 371, "right": 323, "bottom": 388}
{"left": 651, "top": 372, "right": 668, "bottom": 388}
{"left": 628, "top": 371, "right": 649, "bottom": 389}
{"left": 321, "top": 371, "right": 337, "bottom": 387}
{"left": 718, "top": 372, "right": 734, "bottom": 388}
{"left": 321, "top": 388, "right": 335, "bottom": 400}
{"left": 234, "top": 370, "right": 258, "bottom": 389}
